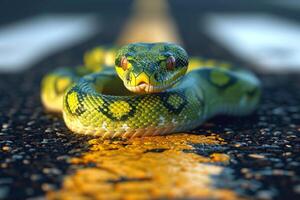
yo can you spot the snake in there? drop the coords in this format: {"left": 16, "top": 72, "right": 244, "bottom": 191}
{"left": 41, "top": 42, "right": 261, "bottom": 138}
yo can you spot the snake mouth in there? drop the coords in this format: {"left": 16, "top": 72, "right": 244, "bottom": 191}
{"left": 125, "top": 83, "right": 168, "bottom": 93}
{"left": 125, "top": 77, "right": 182, "bottom": 94}
{"left": 123, "top": 69, "right": 186, "bottom": 94}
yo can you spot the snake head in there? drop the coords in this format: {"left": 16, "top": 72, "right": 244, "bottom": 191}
{"left": 115, "top": 43, "right": 189, "bottom": 93}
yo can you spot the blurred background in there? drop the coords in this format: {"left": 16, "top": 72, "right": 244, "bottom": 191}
{"left": 0, "top": 0, "right": 300, "bottom": 199}
{"left": 1, "top": 0, "right": 300, "bottom": 73}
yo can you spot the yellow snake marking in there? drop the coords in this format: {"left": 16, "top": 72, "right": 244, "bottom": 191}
{"left": 108, "top": 101, "right": 132, "bottom": 120}
{"left": 166, "top": 94, "right": 184, "bottom": 110}
{"left": 210, "top": 69, "right": 231, "bottom": 87}
{"left": 84, "top": 47, "right": 105, "bottom": 71}
{"left": 66, "top": 91, "right": 80, "bottom": 114}
{"left": 56, "top": 77, "right": 71, "bottom": 93}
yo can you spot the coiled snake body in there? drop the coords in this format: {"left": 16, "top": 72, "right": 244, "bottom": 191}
{"left": 41, "top": 43, "right": 261, "bottom": 138}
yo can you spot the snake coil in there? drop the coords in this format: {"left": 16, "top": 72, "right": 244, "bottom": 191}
{"left": 41, "top": 43, "right": 261, "bottom": 138}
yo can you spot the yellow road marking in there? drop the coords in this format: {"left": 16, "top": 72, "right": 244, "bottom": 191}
{"left": 47, "top": 134, "right": 241, "bottom": 200}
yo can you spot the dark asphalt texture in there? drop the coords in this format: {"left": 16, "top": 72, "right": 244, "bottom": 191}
{"left": 0, "top": 1, "right": 300, "bottom": 199}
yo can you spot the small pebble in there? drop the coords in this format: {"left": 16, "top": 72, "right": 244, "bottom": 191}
{"left": 272, "top": 131, "right": 281, "bottom": 136}
{"left": 24, "top": 127, "right": 32, "bottom": 131}
{"left": 249, "top": 154, "right": 265, "bottom": 159}
{"left": 41, "top": 183, "right": 55, "bottom": 192}
{"left": 44, "top": 128, "right": 52, "bottom": 133}
{"left": 2, "top": 146, "right": 11, "bottom": 152}
{"left": 23, "top": 160, "right": 30, "bottom": 164}
{"left": 12, "top": 155, "right": 23, "bottom": 160}
{"left": 2, "top": 124, "right": 9, "bottom": 129}
{"left": 41, "top": 139, "right": 49, "bottom": 144}
{"left": 30, "top": 174, "right": 42, "bottom": 181}
{"left": 27, "top": 121, "right": 35, "bottom": 126}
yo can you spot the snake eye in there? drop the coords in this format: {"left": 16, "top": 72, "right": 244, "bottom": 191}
{"left": 120, "top": 56, "right": 128, "bottom": 70}
{"left": 166, "top": 56, "right": 176, "bottom": 70}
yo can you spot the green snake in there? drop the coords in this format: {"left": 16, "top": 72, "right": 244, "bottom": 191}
{"left": 41, "top": 43, "right": 261, "bottom": 138}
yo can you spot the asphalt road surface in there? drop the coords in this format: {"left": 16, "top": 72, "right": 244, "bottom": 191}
{"left": 0, "top": 1, "right": 299, "bottom": 199}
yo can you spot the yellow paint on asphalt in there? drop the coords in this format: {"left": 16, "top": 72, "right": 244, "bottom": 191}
{"left": 47, "top": 133, "right": 242, "bottom": 200}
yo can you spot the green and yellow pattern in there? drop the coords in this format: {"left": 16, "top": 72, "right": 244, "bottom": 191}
{"left": 41, "top": 42, "right": 261, "bottom": 138}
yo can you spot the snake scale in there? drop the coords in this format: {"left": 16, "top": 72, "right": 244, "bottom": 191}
{"left": 41, "top": 43, "right": 261, "bottom": 138}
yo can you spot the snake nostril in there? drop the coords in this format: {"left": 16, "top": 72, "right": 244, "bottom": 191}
{"left": 126, "top": 73, "right": 131, "bottom": 81}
